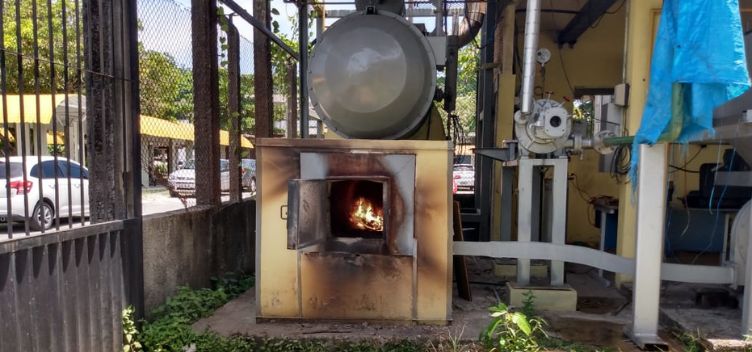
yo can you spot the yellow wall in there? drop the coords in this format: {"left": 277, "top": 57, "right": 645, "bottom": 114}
{"left": 512, "top": 3, "right": 626, "bottom": 246}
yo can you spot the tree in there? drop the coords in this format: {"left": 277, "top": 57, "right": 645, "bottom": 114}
{"left": 139, "top": 48, "right": 193, "bottom": 121}
{"left": 2, "top": 0, "right": 80, "bottom": 94}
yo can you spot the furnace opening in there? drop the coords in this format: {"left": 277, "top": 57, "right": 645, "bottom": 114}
{"left": 330, "top": 180, "right": 385, "bottom": 239}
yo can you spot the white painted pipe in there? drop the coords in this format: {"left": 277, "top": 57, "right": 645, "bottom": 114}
{"left": 520, "top": 0, "right": 541, "bottom": 116}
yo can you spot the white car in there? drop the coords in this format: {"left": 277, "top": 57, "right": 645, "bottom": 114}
{"left": 0, "top": 156, "right": 90, "bottom": 230}
{"left": 168, "top": 159, "right": 230, "bottom": 197}
{"left": 453, "top": 164, "right": 475, "bottom": 193}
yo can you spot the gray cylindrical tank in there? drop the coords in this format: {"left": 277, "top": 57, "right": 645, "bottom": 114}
{"left": 307, "top": 11, "right": 436, "bottom": 139}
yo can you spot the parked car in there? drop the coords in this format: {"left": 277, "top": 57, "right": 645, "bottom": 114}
{"left": 241, "top": 159, "right": 256, "bottom": 193}
{"left": 168, "top": 159, "right": 230, "bottom": 197}
{"left": 453, "top": 164, "right": 475, "bottom": 193}
{"left": 0, "top": 156, "right": 89, "bottom": 230}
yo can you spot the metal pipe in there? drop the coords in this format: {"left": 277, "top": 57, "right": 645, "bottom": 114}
{"left": 220, "top": 0, "right": 300, "bottom": 60}
{"left": 520, "top": 0, "right": 541, "bottom": 116}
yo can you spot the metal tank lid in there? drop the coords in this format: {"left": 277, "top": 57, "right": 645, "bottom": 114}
{"left": 307, "top": 11, "right": 436, "bottom": 139}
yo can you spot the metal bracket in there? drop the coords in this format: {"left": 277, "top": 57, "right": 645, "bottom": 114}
{"left": 474, "top": 142, "right": 518, "bottom": 162}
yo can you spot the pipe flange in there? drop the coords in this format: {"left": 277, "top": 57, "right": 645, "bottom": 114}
{"left": 593, "top": 130, "right": 617, "bottom": 155}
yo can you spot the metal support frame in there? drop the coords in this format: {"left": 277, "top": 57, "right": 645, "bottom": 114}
{"left": 557, "top": 0, "right": 617, "bottom": 46}
{"left": 627, "top": 144, "right": 668, "bottom": 348}
{"left": 476, "top": 0, "right": 497, "bottom": 241}
{"left": 219, "top": 0, "right": 299, "bottom": 60}
{"left": 516, "top": 157, "right": 567, "bottom": 286}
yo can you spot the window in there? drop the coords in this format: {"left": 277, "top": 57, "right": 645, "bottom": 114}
{"left": 65, "top": 162, "right": 88, "bottom": 179}
{"left": 30, "top": 161, "right": 63, "bottom": 179}
{"left": 0, "top": 162, "right": 23, "bottom": 178}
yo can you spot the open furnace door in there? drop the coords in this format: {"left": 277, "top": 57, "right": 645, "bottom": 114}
{"left": 287, "top": 179, "right": 329, "bottom": 250}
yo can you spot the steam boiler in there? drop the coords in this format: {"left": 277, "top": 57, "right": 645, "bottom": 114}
{"left": 255, "top": 0, "right": 454, "bottom": 322}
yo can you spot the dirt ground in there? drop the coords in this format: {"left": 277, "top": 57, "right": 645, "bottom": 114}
{"left": 193, "top": 257, "right": 736, "bottom": 351}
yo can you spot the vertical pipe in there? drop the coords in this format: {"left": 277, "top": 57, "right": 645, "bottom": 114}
{"left": 75, "top": 0, "right": 86, "bottom": 223}
{"left": 299, "top": 2, "right": 309, "bottom": 138}
{"left": 519, "top": 0, "right": 540, "bottom": 116}
{"left": 628, "top": 144, "right": 668, "bottom": 348}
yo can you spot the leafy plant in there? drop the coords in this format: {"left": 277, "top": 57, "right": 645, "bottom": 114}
{"left": 140, "top": 272, "right": 254, "bottom": 352}
{"left": 521, "top": 290, "right": 536, "bottom": 317}
{"left": 480, "top": 302, "right": 546, "bottom": 352}
{"left": 122, "top": 306, "right": 143, "bottom": 352}
{"left": 675, "top": 330, "right": 704, "bottom": 352}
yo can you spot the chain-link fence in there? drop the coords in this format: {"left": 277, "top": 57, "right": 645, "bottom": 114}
{"left": 0, "top": 0, "right": 139, "bottom": 239}
{"left": 137, "top": 0, "right": 297, "bottom": 211}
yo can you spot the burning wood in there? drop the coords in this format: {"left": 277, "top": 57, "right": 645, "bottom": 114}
{"left": 349, "top": 197, "right": 384, "bottom": 232}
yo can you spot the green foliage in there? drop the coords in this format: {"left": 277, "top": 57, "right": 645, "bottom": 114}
{"left": 675, "top": 331, "right": 704, "bottom": 352}
{"left": 138, "top": 48, "right": 193, "bottom": 122}
{"left": 480, "top": 302, "right": 546, "bottom": 352}
{"left": 2, "top": 0, "right": 81, "bottom": 94}
{"left": 122, "top": 306, "right": 143, "bottom": 352}
{"left": 141, "top": 272, "right": 254, "bottom": 352}
{"left": 521, "top": 290, "right": 536, "bottom": 318}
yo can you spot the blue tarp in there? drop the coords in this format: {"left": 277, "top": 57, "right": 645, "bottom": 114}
{"left": 629, "top": 0, "right": 750, "bottom": 184}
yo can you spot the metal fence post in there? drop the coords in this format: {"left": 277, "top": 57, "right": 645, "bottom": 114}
{"left": 298, "top": 1, "right": 309, "bottom": 138}
{"left": 228, "top": 19, "right": 242, "bottom": 202}
{"left": 287, "top": 62, "right": 298, "bottom": 138}
{"left": 192, "top": 0, "right": 221, "bottom": 205}
{"left": 86, "top": 0, "right": 126, "bottom": 222}
{"left": 254, "top": 0, "right": 273, "bottom": 139}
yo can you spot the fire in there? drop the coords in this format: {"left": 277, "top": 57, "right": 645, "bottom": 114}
{"left": 349, "top": 197, "right": 384, "bottom": 231}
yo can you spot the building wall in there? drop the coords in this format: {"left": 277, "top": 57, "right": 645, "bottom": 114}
{"left": 142, "top": 200, "right": 256, "bottom": 314}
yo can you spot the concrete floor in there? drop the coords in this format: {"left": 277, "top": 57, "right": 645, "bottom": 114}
{"left": 191, "top": 258, "right": 696, "bottom": 350}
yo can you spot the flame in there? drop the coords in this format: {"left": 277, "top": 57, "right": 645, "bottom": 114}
{"left": 349, "top": 197, "right": 384, "bottom": 231}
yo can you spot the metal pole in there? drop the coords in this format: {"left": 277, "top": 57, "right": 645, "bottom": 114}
{"left": 550, "top": 158, "right": 568, "bottom": 286}
{"left": 287, "top": 61, "right": 298, "bottom": 138}
{"left": 628, "top": 144, "right": 668, "bottom": 348}
{"left": 299, "top": 1, "right": 309, "bottom": 138}
{"left": 228, "top": 18, "right": 242, "bottom": 202}
{"left": 220, "top": 0, "right": 299, "bottom": 60}
{"left": 192, "top": 0, "right": 221, "bottom": 205}
{"left": 519, "top": 0, "right": 541, "bottom": 116}
{"left": 516, "top": 158, "right": 533, "bottom": 285}
{"left": 254, "top": 0, "right": 273, "bottom": 139}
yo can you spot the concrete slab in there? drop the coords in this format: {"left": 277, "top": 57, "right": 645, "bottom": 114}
{"left": 506, "top": 282, "right": 578, "bottom": 312}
